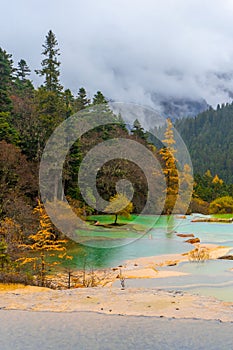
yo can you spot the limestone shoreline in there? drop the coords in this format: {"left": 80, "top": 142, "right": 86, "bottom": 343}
{"left": 108, "top": 244, "right": 231, "bottom": 281}
{"left": 0, "top": 285, "right": 233, "bottom": 323}
{"left": 0, "top": 244, "right": 232, "bottom": 322}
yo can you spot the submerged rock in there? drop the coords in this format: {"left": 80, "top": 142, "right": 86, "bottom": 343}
{"left": 218, "top": 255, "right": 233, "bottom": 260}
{"left": 185, "top": 237, "right": 200, "bottom": 244}
{"left": 177, "top": 233, "right": 195, "bottom": 238}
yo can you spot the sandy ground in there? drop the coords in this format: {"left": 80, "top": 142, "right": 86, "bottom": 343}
{"left": 1, "top": 285, "right": 233, "bottom": 322}
{"left": 0, "top": 244, "right": 232, "bottom": 322}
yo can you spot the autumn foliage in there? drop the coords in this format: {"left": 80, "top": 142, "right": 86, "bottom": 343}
{"left": 18, "top": 199, "right": 71, "bottom": 287}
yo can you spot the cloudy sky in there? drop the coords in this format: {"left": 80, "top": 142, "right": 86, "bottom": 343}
{"left": 2, "top": 0, "right": 233, "bottom": 108}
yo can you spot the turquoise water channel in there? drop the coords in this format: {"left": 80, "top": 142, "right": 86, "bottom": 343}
{"left": 67, "top": 214, "right": 233, "bottom": 269}
{"left": 65, "top": 215, "right": 194, "bottom": 269}
{"left": 65, "top": 214, "right": 233, "bottom": 302}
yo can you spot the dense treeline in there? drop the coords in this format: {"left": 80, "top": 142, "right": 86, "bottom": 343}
{"left": 176, "top": 104, "right": 233, "bottom": 183}
{"left": 0, "top": 30, "right": 189, "bottom": 221}
{"left": 0, "top": 30, "right": 182, "bottom": 285}
{"left": 1, "top": 30, "right": 233, "bottom": 287}
{"left": 174, "top": 102, "right": 233, "bottom": 212}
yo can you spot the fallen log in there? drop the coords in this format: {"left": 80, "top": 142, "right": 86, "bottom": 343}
{"left": 191, "top": 218, "right": 233, "bottom": 223}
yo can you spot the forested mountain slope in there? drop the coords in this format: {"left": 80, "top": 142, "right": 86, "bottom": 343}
{"left": 176, "top": 103, "right": 233, "bottom": 183}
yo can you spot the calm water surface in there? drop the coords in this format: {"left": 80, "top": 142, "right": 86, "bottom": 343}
{"left": 66, "top": 215, "right": 233, "bottom": 269}
{"left": 1, "top": 216, "right": 233, "bottom": 349}
{"left": 67, "top": 215, "right": 233, "bottom": 302}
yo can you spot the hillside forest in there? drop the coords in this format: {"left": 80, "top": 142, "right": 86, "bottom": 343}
{"left": 1, "top": 30, "right": 233, "bottom": 286}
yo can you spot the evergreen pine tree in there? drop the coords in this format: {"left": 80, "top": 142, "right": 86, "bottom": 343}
{"left": 75, "top": 87, "right": 90, "bottom": 111}
{"left": 14, "top": 59, "right": 34, "bottom": 93}
{"left": 17, "top": 59, "right": 31, "bottom": 81}
{"left": 92, "top": 90, "right": 113, "bottom": 136}
{"left": 35, "top": 30, "right": 63, "bottom": 93}
{"left": 92, "top": 91, "right": 108, "bottom": 105}
{"left": 132, "top": 119, "right": 147, "bottom": 140}
{"left": 0, "top": 48, "right": 14, "bottom": 112}
{"left": 0, "top": 112, "right": 19, "bottom": 144}
{"left": 63, "top": 88, "right": 74, "bottom": 118}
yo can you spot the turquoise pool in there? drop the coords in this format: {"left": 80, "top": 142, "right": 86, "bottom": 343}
{"left": 67, "top": 214, "right": 233, "bottom": 269}
{"left": 75, "top": 214, "right": 233, "bottom": 302}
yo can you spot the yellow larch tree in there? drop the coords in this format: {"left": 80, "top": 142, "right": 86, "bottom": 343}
{"left": 105, "top": 193, "right": 133, "bottom": 224}
{"left": 19, "top": 199, "right": 71, "bottom": 287}
{"left": 159, "top": 118, "right": 179, "bottom": 214}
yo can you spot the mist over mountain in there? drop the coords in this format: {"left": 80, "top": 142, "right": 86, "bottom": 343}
{"left": 2, "top": 0, "right": 233, "bottom": 121}
{"left": 150, "top": 93, "right": 209, "bottom": 120}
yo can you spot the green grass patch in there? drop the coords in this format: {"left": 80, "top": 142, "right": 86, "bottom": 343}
{"left": 211, "top": 213, "right": 233, "bottom": 219}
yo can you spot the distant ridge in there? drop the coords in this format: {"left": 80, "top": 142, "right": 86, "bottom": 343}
{"left": 151, "top": 93, "right": 209, "bottom": 120}
{"left": 175, "top": 103, "right": 233, "bottom": 183}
